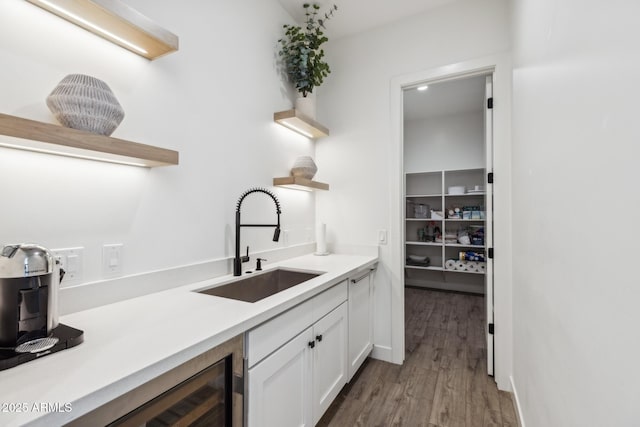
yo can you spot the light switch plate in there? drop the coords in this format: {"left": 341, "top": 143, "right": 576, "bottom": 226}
{"left": 103, "top": 244, "right": 124, "bottom": 277}
{"left": 378, "top": 229, "right": 387, "bottom": 245}
{"left": 52, "top": 247, "right": 84, "bottom": 286}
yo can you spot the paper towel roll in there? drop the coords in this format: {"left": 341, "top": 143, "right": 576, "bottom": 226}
{"left": 455, "top": 260, "right": 466, "bottom": 271}
{"left": 467, "top": 261, "right": 478, "bottom": 272}
{"left": 445, "top": 259, "right": 457, "bottom": 270}
{"left": 316, "top": 223, "right": 327, "bottom": 255}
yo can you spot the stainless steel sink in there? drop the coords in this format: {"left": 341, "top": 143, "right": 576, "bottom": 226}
{"left": 197, "top": 268, "right": 322, "bottom": 303}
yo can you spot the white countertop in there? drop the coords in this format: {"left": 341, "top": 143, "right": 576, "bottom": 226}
{"left": 0, "top": 253, "right": 377, "bottom": 427}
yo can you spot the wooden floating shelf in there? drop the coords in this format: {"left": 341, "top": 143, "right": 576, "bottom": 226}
{"left": 273, "top": 176, "right": 329, "bottom": 191}
{"left": 273, "top": 109, "right": 329, "bottom": 139}
{"left": 0, "top": 113, "right": 179, "bottom": 167}
{"left": 25, "top": 0, "right": 179, "bottom": 60}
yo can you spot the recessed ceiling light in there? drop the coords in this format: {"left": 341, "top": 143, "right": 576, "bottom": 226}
{"left": 417, "top": 85, "right": 429, "bottom": 91}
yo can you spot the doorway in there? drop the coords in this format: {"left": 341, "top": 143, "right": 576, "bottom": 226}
{"left": 398, "top": 71, "right": 495, "bottom": 377}
{"left": 389, "top": 55, "right": 511, "bottom": 390}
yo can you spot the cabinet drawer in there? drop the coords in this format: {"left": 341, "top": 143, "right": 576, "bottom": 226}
{"left": 246, "top": 298, "right": 313, "bottom": 368}
{"left": 246, "top": 281, "right": 347, "bottom": 368}
{"left": 312, "top": 280, "right": 347, "bottom": 324}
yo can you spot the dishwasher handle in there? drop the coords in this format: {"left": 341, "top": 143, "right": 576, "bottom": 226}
{"left": 351, "top": 267, "right": 375, "bottom": 284}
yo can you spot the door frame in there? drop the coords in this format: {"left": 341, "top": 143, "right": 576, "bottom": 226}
{"left": 388, "top": 53, "right": 513, "bottom": 390}
{"left": 485, "top": 74, "right": 495, "bottom": 377}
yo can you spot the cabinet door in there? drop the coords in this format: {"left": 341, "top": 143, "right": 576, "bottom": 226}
{"left": 312, "top": 302, "right": 348, "bottom": 425}
{"left": 248, "top": 327, "right": 313, "bottom": 427}
{"left": 347, "top": 271, "right": 373, "bottom": 381}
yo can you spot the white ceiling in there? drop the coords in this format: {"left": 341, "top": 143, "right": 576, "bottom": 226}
{"left": 403, "top": 75, "right": 486, "bottom": 121}
{"left": 277, "top": 0, "right": 460, "bottom": 39}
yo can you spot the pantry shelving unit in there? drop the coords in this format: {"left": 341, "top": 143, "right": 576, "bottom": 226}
{"left": 405, "top": 168, "right": 487, "bottom": 294}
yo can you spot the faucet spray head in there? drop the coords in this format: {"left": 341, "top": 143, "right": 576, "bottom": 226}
{"left": 273, "top": 227, "right": 281, "bottom": 242}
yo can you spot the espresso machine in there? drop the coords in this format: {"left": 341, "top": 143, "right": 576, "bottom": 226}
{"left": 0, "top": 244, "right": 83, "bottom": 370}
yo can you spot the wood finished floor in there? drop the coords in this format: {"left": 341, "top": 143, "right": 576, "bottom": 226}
{"left": 317, "top": 287, "right": 517, "bottom": 427}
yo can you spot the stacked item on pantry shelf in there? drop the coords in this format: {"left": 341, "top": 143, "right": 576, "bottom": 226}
{"left": 456, "top": 226, "right": 484, "bottom": 246}
{"left": 406, "top": 254, "right": 430, "bottom": 267}
{"left": 445, "top": 250, "right": 486, "bottom": 273}
{"left": 416, "top": 222, "right": 440, "bottom": 242}
{"left": 446, "top": 205, "right": 485, "bottom": 220}
{"left": 435, "top": 231, "right": 457, "bottom": 244}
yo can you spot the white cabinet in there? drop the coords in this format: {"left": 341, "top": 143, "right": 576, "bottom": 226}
{"left": 247, "top": 283, "right": 349, "bottom": 427}
{"left": 347, "top": 268, "right": 374, "bottom": 381}
{"left": 248, "top": 327, "right": 313, "bottom": 427}
{"left": 312, "top": 303, "right": 348, "bottom": 424}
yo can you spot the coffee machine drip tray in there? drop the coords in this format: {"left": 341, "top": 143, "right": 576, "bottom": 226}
{"left": 0, "top": 324, "right": 84, "bottom": 371}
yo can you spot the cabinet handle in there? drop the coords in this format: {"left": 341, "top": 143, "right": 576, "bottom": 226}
{"left": 308, "top": 341, "right": 315, "bottom": 349}
{"left": 351, "top": 271, "right": 370, "bottom": 284}
{"left": 316, "top": 334, "right": 323, "bottom": 342}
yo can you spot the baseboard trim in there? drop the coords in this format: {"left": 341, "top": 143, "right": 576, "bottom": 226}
{"left": 370, "top": 344, "right": 394, "bottom": 363}
{"left": 510, "top": 376, "right": 526, "bottom": 427}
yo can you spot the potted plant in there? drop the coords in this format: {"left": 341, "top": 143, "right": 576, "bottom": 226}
{"left": 278, "top": 3, "right": 338, "bottom": 118}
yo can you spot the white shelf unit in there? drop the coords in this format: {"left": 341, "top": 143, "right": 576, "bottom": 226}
{"left": 405, "top": 168, "right": 487, "bottom": 294}
{"left": 405, "top": 265, "right": 444, "bottom": 272}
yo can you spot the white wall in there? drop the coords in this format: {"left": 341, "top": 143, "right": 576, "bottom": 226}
{"left": 0, "top": 1, "right": 316, "bottom": 292}
{"left": 404, "top": 111, "right": 484, "bottom": 173}
{"left": 511, "top": 0, "right": 640, "bottom": 425}
{"left": 316, "top": 0, "right": 511, "bottom": 381}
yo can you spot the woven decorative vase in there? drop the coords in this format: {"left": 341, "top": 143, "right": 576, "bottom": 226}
{"left": 46, "top": 74, "right": 124, "bottom": 136}
{"left": 291, "top": 156, "right": 318, "bottom": 179}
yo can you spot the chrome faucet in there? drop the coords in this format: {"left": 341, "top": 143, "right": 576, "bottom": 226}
{"left": 234, "top": 188, "right": 281, "bottom": 276}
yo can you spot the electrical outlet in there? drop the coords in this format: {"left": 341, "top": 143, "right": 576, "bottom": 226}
{"left": 103, "top": 244, "right": 123, "bottom": 277}
{"left": 52, "top": 247, "right": 84, "bottom": 286}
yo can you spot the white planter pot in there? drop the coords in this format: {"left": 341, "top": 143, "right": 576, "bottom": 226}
{"left": 295, "top": 93, "right": 316, "bottom": 119}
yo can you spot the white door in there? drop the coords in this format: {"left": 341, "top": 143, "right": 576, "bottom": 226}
{"left": 313, "top": 302, "right": 348, "bottom": 424}
{"left": 347, "top": 270, "right": 373, "bottom": 381}
{"left": 484, "top": 74, "right": 495, "bottom": 377}
{"left": 248, "top": 327, "right": 313, "bottom": 427}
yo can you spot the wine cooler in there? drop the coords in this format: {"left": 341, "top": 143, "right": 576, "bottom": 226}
{"left": 67, "top": 335, "right": 243, "bottom": 427}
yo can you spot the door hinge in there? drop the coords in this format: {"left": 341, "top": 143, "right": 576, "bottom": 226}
{"left": 488, "top": 323, "right": 494, "bottom": 335}
{"left": 488, "top": 248, "right": 494, "bottom": 259}
{"left": 487, "top": 97, "right": 493, "bottom": 109}
{"left": 488, "top": 172, "right": 494, "bottom": 184}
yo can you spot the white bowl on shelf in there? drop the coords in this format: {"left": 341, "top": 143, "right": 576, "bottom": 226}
{"left": 408, "top": 255, "right": 428, "bottom": 262}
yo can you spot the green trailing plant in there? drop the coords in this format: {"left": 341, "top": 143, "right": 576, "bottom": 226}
{"left": 278, "top": 3, "right": 338, "bottom": 97}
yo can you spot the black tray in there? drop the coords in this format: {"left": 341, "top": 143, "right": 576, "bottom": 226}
{"left": 0, "top": 324, "right": 84, "bottom": 371}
